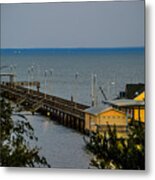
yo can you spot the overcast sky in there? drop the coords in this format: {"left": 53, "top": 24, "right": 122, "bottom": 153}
{"left": 1, "top": 1, "right": 144, "bottom": 48}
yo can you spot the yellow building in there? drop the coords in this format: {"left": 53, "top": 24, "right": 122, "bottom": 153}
{"left": 84, "top": 105, "right": 127, "bottom": 135}
{"left": 133, "top": 91, "right": 145, "bottom": 122}
{"left": 123, "top": 84, "right": 145, "bottom": 122}
{"left": 104, "top": 98, "right": 145, "bottom": 123}
{"left": 134, "top": 91, "right": 145, "bottom": 101}
{"left": 84, "top": 90, "right": 145, "bottom": 135}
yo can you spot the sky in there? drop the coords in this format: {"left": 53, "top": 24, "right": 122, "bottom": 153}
{"left": 0, "top": 1, "right": 144, "bottom": 48}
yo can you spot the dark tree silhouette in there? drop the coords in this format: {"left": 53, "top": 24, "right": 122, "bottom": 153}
{"left": 85, "top": 121, "right": 145, "bottom": 170}
{"left": 0, "top": 98, "right": 50, "bottom": 167}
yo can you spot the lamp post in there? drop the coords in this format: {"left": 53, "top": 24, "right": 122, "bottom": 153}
{"left": 108, "top": 81, "right": 115, "bottom": 100}
{"left": 27, "top": 67, "right": 31, "bottom": 94}
{"left": 31, "top": 65, "right": 34, "bottom": 86}
{"left": 10, "top": 64, "right": 13, "bottom": 73}
{"left": 111, "top": 81, "right": 116, "bottom": 99}
{"left": 9, "top": 64, "right": 16, "bottom": 85}
{"left": 30, "top": 65, "right": 35, "bottom": 94}
{"left": 49, "top": 68, "right": 53, "bottom": 95}
{"left": 74, "top": 72, "right": 79, "bottom": 103}
{"left": 9, "top": 65, "right": 13, "bottom": 85}
{"left": 36, "top": 64, "right": 40, "bottom": 82}
{"left": 91, "top": 74, "right": 97, "bottom": 106}
{"left": 44, "top": 70, "right": 48, "bottom": 99}
{"left": 13, "top": 64, "right": 17, "bottom": 82}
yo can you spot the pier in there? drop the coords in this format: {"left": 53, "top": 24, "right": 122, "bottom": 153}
{"left": 0, "top": 82, "right": 89, "bottom": 133}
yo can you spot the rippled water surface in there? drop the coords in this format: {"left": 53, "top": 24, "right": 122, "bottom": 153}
{"left": 1, "top": 49, "right": 144, "bottom": 105}
{"left": 28, "top": 114, "right": 91, "bottom": 168}
{"left": 3, "top": 49, "right": 144, "bottom": 168}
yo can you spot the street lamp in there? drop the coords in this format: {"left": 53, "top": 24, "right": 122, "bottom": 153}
{"left": 31, "top": 65, "right": 34, "bottom": 84}
{"left": 74, "top": 72, "right": 79, "bottom": 103}
{"left": 49, "top": 68, "right": 53, "bottom": 95}
{"left": 9, "top": 64, "right": 16, "bottom": 85}
{"left": 44, "top": 70, "right": 48, "bottom": 99}
{"left": 9, "top": 65, "right": 13, "bottom": 85}
{"left": 13, "top": 64, "right": 17, "bottom": 83}
{"left": 109, "top": 81, "right": 116, "bottom": 100}
{"left": 91, "top": 74, "right": 97, "bottom": 106}
{"left": 27, "top": 67, "right": 31, "bottom": 94}
{"left": 36, "top": 64, "right": 40, "bottom": 82}
{"left": 10, "top": 64, "right": 13, "bottom": 73}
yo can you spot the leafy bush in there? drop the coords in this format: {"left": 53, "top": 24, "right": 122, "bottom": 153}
{"left": 85, "top": 121, "right": 145, "bottom": 170}
{"left": 0, "top": 98, "right": 50, "bottom": 167}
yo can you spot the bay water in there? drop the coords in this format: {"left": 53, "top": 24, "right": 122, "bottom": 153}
{"left": 1, "top": 48, "right": 144, "bottom": 168}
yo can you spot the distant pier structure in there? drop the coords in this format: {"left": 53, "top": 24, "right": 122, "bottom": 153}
{"left": 0, "top": 73, "right": 16, "bottom": 83}
{"left": 1, "top": 69, "right": 145, "bottom": 136}
{"left": 0, "top": 79, "right": 89, "bottom": 133}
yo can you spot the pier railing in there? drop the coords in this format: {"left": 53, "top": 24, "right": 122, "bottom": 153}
{"left": 0, "top": 82, "right": 89, "bottom": 133}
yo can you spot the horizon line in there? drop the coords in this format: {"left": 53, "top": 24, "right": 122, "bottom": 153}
{"left": 1, "top": 46, "right": 144, "bottom": 50}
{"left": 0, "top": 46, "right": 145, "bottom": 53}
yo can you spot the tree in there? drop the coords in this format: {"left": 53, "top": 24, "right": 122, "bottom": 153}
{"left": 85, "top": 121, "right": 145, "bottom": 170}
{"left": 0, "top": 98, "right": 50, "bottom": 167}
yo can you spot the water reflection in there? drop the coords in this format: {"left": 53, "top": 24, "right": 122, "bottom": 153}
{"left": 25, "top": 114, "right": 91, "bottom": 169}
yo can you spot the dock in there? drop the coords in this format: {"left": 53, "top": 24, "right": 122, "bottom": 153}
{"left": 0, "top": 82, "right": 89, "bottom": 133}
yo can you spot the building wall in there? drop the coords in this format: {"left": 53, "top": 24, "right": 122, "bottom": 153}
{"left": 85, "top": 109, "right": 127, "bottom": 132}
{"left": 134, "top": 92, "right": 145, "bottom": 101}
{"left": 134, "top": 92, "right": 145, "bottom": 122}
{"left": 85, "top": 113, "right": 97, "bottom": 132}
{"left": 97, "top": 109, "right": 126, "bottom": 126}
{"left": 134, "top": 108, "right": 145, "bottom": 122}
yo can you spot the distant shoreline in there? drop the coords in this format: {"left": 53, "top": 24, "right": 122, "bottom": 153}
{"left": 1, "top": 47, "right": 144, "bottom": 55}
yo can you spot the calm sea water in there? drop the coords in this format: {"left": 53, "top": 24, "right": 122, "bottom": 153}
{"left": 1, "top": 48, "right": 144, "bottom": 105}
{"left": 13, "top": 112, "right": 91, "bottom": 169}
{"left": 1, "top": 48, "right": 144, "bottom": 168}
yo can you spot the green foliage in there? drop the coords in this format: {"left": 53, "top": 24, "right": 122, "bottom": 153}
{"left": 86, "top": 122, "right": 145, "bottom": 170}
{"left": 0, "top": 98, "right": 50, "bottom": 167}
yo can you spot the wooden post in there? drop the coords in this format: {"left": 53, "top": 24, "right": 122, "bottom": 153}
{"left": 79, "top": 119, "right": 81, "bottom": 131}
{"left": 64, "top": 114, "right": 67, "bottom": 126}
{"left": 37, "top": 82, "right": 40, "bottom": 93}
{"left": 125, "top": 108, "right": 129, "bottom": 133}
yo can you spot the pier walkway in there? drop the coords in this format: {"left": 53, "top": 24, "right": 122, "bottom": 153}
{"left": 0, "top": 82, "right": 89, "bottom": 133}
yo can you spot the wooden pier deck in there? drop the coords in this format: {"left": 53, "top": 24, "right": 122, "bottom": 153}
{"left": 0, "top": 82, "right": 89, "bottom": 133}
